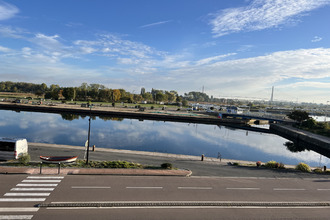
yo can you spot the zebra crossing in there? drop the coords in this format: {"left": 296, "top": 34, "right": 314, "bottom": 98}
{"left": 0, "top": 176, "right": 64, "bottom": 220}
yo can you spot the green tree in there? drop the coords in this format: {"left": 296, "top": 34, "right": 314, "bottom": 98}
{"left": 287, "top": 110, "right": 310, "bottom": 123}
{"left": 62, "top": 87, "right": 76, "bottom": 101}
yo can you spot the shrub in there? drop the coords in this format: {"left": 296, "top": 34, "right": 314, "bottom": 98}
{"left": 161, "top": 163, "right": 173, "bottom": 169}
{"left": 233, "top": 162, "right": 239, "bottom": 166}
{"left": 18, "top": 153, "right": 30, "bottom": 165}
{"left": 256, "top": 161, "right": 261, "bottom": 167}
{"left": 296, "top": 162, "right": 311, "bottom": 172}
{"left": 279, "top": 162, "right": 285, "bottom": 169}
{"left": 313, "top": 168, "right": 323, "bottom": 173}
{"left": 265, "top": 160, "right": 278, "bottom": 169}
{"left": 150, "top": 106, "right": 154, "bottom": 110}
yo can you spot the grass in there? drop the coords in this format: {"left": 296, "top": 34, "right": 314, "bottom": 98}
{"left": 0, "top": 159, "right": 176, "bottom": 170}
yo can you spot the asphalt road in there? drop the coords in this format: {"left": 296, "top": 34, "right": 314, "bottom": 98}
{"left": 1, "top": 175, "right": 330, "bottom": 220}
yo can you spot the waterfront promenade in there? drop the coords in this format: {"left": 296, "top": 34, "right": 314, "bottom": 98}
{"left": 2, "top": 142, "right": 328, "bottom": 178}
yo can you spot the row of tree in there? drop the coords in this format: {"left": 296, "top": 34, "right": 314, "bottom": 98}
{"left": 0, "top": 81, "right": 212, "bottom": 104}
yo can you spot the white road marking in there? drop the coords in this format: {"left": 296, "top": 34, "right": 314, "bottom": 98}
{"left": 17, "top": 184, "right": 58, "bottom": 187}
{"left": 178, "top": 187, "right": 213, "bottom": 190}
{"left": 226, "top": 188, "right": 260, "bottom": 190}
{"left": 22, "top": 180, "right": 61, "bottom": 183}
{"left": 0, "top": 198, "right": 46, "bottom": 202}
{"left": 0, "top": 215, "right": 33, "bottom": 219}
{"left": 11, "top": 188, "right": 54, "bottom": 191}
{"left": 4, "top": 193, "right": 50, "bottom": 197}
{"left": 317, "top": 189, "right": 330, "bottom": 191}
{"left": 46, "top": 206, "right": 330, "bottom": 210}
{"left": 27, "top": 176, "right": 64, "bottom": 179}
{"left": 0, "top": 208, "right": 39, "bottom": 212}
{"left": 273, "top": 188, "right": 306, "bottom": 191}
{"left": 126, "top": 187, "right": 163, "bottom": 189}
{"left": 71, "top": 186, "right": 111, "bottom": 189}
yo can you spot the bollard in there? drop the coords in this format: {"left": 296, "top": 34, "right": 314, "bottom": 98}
{"left": 201, "top": 154, "right": 204, "bottom": 161}
{"left": 40, "top": 162, "right": 43, "bottom": 174}
{"left": 92, "top": 145, "right": 95, "bottom": 152}
{"left": 324, "top": 166, "right": 327, "bottom": 172}
{"left": 58, "top": 162, "right": 61, "bottom": 174}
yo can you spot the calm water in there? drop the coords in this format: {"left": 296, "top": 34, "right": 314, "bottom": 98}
{"left": 0, "top": 109, "right": 329, "bottom": 167}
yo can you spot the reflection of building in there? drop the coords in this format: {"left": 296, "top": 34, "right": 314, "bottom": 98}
{"left": 226, "top": 106, "right": 243, "bottom": 114}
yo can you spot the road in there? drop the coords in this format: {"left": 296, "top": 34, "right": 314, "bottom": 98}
{"left": 1, "top": 175, "right": 330, "bottom": 219}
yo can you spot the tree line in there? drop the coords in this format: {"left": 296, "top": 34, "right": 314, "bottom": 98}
{"left": 0, "top": 81, "right": 213, "bottom": 104}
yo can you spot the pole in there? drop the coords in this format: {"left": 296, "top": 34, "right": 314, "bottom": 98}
{"left": 86, "top": 107, "right": 91, "bottom": 165}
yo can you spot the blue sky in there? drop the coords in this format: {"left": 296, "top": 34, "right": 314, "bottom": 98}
{"left": 0, "top": 0, "right": 329, "bottom": 104}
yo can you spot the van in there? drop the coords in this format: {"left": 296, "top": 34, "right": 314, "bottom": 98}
{"left": 0, "top": 137, "right": 28, "bottom": 161}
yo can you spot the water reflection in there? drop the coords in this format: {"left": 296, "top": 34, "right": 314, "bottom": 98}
{"left": 0, "top": 109, "right": 329, "bottom": 167}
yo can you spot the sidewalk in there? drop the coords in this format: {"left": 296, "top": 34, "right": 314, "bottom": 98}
{"left": 0, "top": 165, "right": 192, "bottom": 176}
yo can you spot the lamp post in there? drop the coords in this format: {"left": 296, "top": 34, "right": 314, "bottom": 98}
{"left": 86, "top": 106, "right": 92, "bottom": 165}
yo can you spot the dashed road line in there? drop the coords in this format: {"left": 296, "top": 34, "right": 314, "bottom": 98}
{"left": 226, "top": 188, "right": 260, "bottom": 190}
{"left": 72, "top": 186, "right": 111, "bottom": 189}
{"left": 126, "top": 187, "right": 163, "bottom": 189}
{"left": 273, "top": 188, "right": 306, "bottom": 191}
{"left": 178, "top": 187, "right": 213, "bottom": 190}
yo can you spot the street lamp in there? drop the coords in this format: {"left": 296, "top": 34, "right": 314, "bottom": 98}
{"left": 86, "top": 105, "right": 92, "bottom": 165}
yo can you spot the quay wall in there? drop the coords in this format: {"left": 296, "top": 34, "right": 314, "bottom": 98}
{"left": 270, "top": 124, "right": 330, "bottom": 158}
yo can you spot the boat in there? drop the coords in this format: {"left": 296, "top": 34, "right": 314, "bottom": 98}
{"left": 39, "top": 156, "right": 78, "bottom": 163}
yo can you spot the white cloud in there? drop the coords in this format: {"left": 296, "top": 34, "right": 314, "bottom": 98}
{"left": 311, "top": 36, "right": 322, "bottom": 42}
{"left": 195, "top": 53, "right": 236, "bottom": 65}
{"left": 209, "top": 0, "right": 330, "bottom": 37}
{"left": 0, "top": 45, "right": 11, "bottom": 52}
{"left": 0, "top": 1, "right": 19, "bottom": 21}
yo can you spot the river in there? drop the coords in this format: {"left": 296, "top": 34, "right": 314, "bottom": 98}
{"left": 0, "top": 109, "right": 329, "bottom": 167}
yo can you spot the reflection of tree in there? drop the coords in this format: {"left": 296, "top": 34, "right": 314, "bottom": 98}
{"left": 61, "top": 113, "right": 80, "bottom": 121}
{"left": 284, "top": 141, "right": 308, "bottom": 152}
{"left": 98, "top": 115, "right": 124, "bottom": 121}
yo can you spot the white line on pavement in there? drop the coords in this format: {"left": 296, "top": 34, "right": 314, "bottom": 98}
{"left": 4, "top": 193, "right": 50, "bottom": 197}
{"left": 178, "top": 187, "right": 213, "bottom": 190}
{"left": 27, "top": 176, "right": 64, "bottom": 179}
{"left": 126, "top": 187, "right": 163, "bottom": 189}
{"left": 317, "top": 189, "right": 330, "bottom": 191}
{"left": 71, "top": 186, "right": 111, "bottom": 189}
{"left": 46, "top": 206, "right": 330, "bottom": 210}
{"left": 22, "top": 180, "right": 61, "bottom": 183}
{"left": 273, "top": 188, "right": 306, "bottom": 191}
{"left": 17, "top": 184, "right": 58, "bottom": 187}
{"left": 10, "top": 188, "right": 54, "bottom": 191}
{"left": 0, "top": 215, "right": 34, "bottom": 219}
{"left": 226, "top": 188, "right": 260, "bottom": 190}
{"left": 0, "top": 208, "right": 39, "bottom": 212}
{"left": 0, "top": 198, "right": 46, "bottom": 202}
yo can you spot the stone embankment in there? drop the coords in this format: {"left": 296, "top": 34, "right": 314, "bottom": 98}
{"left": 270, "top": 124, "right": 330, "bottom": 158}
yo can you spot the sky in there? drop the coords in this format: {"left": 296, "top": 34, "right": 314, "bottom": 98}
{"left": 0, "top": 0, "right": 330, "bottom": 104}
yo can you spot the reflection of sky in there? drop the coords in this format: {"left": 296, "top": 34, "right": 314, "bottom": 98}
{"left": 0, "top": 110, "right": 329, "bottom": 167}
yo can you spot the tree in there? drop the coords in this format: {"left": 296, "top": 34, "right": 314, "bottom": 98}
{"left": 140, "top": 87, "right": 145, "bottom": 95}
{"left": 62, "top": 87, "right": 76, "bottom": 101}
{"left": 112, "top": 89, "right": 121, "bottom": 102}
{"left": 287, "top": 110, "right": 310, "bottom": 123}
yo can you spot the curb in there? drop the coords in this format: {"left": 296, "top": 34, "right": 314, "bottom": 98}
{"left": 37, "top": 201, "right": 330, "bottom": 208}
{"left": 0, "top": 166, "right": 192, "bottom": 177}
